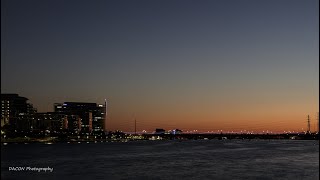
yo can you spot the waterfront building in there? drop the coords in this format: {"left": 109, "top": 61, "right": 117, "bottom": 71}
{"left": 54, "top": 102, "right": 105, "bottom": 133}
{"left": 33, "top": 112, "right": 66, "bottom": 132}
{"left": 1, "top": 94, "right": 36, "bottom": 129}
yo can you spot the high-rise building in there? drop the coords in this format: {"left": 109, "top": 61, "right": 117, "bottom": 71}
{"left": 1, "top": 94, "right": 37, "bottom": 129}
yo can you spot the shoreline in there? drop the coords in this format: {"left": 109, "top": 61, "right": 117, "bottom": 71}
{"left": 1, "top": 137, "right": 318, "bottom": 145}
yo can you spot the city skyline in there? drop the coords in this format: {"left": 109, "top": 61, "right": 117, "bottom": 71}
{"left": 1, "top": 0, "right": 319, "bottom": 132}
{"left": 2, "top": 93, "right": 319, "bottom": 133}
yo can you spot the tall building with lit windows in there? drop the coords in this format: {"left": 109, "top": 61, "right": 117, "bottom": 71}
{"left": 53, "top": 102, "right": 105, "bottom": 133}
{"left": 1, "top": 94, "right": 37, "bottom": 129}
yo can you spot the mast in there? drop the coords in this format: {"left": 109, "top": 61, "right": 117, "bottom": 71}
{"left": 104, "top": 99, "right": 107, "bottom": 133}
{"left": 135, "top": 118, "right": 137, "bottom": 135}
{"left": 317, "top": 112, "right": 319, "bottom": 133}
{"left": 307, "top": 115, "right": 310, "bottom": 134}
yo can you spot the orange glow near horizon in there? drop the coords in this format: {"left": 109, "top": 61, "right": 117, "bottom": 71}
{"left": 103, "top": 87, "right": 319, "bottom": 133}
{"left": 106, "top": 105, "right": 318, "bottom": 133}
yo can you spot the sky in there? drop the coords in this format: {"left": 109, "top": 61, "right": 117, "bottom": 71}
{"left": 1, "top": 0, "right": 319, "bottom": 133}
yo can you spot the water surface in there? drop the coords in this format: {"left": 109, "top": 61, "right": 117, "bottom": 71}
{"left": 1, "top": 140, "right": 319, "bottom": 180}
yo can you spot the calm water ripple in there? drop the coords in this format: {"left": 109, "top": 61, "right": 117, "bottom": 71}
{"left": 1, "top": 140, "right": 319, "bottom": 180}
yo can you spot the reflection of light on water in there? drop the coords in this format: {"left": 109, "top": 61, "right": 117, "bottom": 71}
{"left": 67, "top": 142, "right": 70, "bottom": 144}
{"left": 87, "top": 142, "right": 89, "bottom": 144}
{"left": 3, "top": 143, "right": 8, "bottom": 145}
{"left": 45, "top": 142, "right": 53, "bottom": 145}
{"left": 24, "top": 143, "right": 28, "bottom": 145}
{"left": 78, "top": 142, "right": 81, "bottom": 144}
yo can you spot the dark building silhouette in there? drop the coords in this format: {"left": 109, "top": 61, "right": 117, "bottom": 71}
{"left": 155, "top": 128, "right": 166, "bottom": 134}
{"left": 1, "top": 94, "right": 107, "bottom": 134}
{"left": 1, "top": 94, "right": 36, "bottom": 130}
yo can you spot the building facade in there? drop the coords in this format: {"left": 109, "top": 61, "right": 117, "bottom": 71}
{"left": 54, "top": 102, "right": 106, "bottom": 133}
{"left": 1, "top": 94, "right": 37, "bottom": 130}
{"left": 33, "top": 112, "right": 66, "bottom": 132}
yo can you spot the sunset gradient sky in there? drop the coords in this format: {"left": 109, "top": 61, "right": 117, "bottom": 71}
{"left": 1, "top": 0, "right": 319, "bottom": 132}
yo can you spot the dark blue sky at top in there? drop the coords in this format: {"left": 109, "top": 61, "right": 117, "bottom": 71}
{"left": 1, "top": 0, "right": 318, "bottom": 120}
